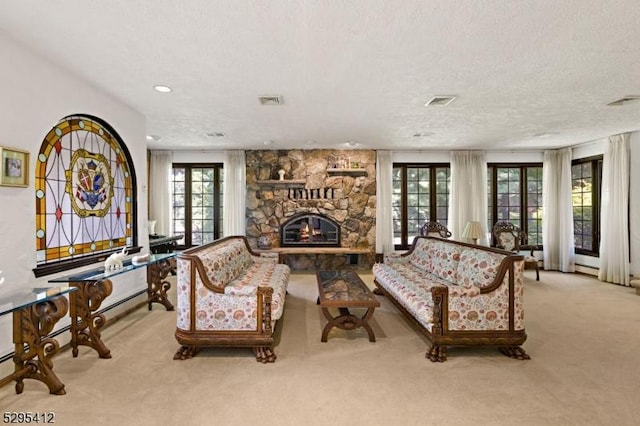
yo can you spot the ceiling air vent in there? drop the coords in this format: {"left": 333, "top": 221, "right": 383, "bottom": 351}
{"left": 606, "top": 96, "right": 640, "bottom": 106}
{"left": 258, "top": 95, "right": 283, "bottom": 105}
{"left": 425, "top": 96, "right": 456, "bottom": 107}
{"left": 205, "top": 132, "right": 226, "bottom": 138}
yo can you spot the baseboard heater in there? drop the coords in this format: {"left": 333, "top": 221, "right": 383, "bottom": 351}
{"left": 0, "top": 289, "right": 148, "bottom": 365}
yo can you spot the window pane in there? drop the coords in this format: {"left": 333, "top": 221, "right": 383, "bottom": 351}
{"left": 407, "top": 206, "right": 419, "bottom": 220}
{"left": 393, "top": 164, "right": 450, "bottom": 248}
{"left": 571, "top": 160, "right": 597, "bottom": 254}
{"left": 172, "top": 164, "right": 223, "bottom": 246}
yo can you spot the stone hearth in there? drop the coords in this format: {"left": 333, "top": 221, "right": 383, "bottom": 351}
{"left": 246, "top": 149, "right": 376, "bottom": 270}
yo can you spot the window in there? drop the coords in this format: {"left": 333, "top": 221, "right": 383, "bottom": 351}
{"left": 488, "top": 164, "right": 543, "bottom": 248}
{"left": 392, "top": 164, "right": 450, "bottom": 249}
{"left": 172, "top": 163, "right": 223, "bottom": 247}
{"left": 34, "top": 114, "right": 137, "bottom": 277}
{"left": 571, "top": 156, "right": 602, "bottom": 256}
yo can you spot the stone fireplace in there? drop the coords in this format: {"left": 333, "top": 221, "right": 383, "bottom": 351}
{"left": 246, "top": 149, "right": 376, "bottom": 270}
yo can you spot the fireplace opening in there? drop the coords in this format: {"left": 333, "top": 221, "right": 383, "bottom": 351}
{"left": 281, "top": 213, "right": 340, "bottom": 247}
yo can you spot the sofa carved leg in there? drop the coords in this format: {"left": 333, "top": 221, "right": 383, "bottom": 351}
{"left": 173, "top": 346, "right": 200, "bottom": 360}
{"left": 253, "top": 346, "right": 276, "bottom": 363}
{"left": 498, "top": 346, "right": 530, "bottom": 360}
{"left": 426, "top": 345, "right": 447, "bottom": 362}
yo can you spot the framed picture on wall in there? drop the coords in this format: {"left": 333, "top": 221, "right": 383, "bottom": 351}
{"left": 0, "top": 146, "right": 29, "bottom": 187}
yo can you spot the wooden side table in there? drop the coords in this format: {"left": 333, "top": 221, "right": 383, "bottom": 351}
{"left": 0, "top": 286, "right": 76, "bottom": 395}
{"left": 48, "top": 253, "right": 176, "bottom": 359}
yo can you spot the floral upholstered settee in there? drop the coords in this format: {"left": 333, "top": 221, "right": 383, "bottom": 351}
{"left": 174, "top": 236, "right": 289, "bottom": 363}
{"left": 373, "top": 236, "right": 529, "bottom": 362}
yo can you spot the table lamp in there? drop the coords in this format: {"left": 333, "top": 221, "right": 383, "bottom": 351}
{"left": 461, "top": 221, "right": 482, "bottom": 245}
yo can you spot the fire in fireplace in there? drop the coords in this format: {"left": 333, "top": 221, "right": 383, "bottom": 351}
{"left": 280, "top": 213, "right": 340, "bottom": 247}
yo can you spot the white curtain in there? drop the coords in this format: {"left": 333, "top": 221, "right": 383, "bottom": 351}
{"left": 148, "top": 150, "right": 173, "bottom": 236}
{"left": 223, "top": 150, "right": 246, "bottom": 236}
{"left": 542, "top": 148, "right": 575, "bottom": 272}
{"left": 375, "top": 150, "right": 394, "bottom": 255}
{"left": 448, "top": 151, "right": 488, "bottom": 245}
{"left": 599, "top": 133, "right": 630, "bottom": 285}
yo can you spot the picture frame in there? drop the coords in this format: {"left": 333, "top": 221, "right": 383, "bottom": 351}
{"left": 0, "top": 146, "right": 30, "bottom": 187}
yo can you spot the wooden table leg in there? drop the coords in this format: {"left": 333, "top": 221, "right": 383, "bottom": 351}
{"left": 69, "top": 279, "right": 113, "bottom": 359}
{"left": 146, "top": 260, "right": 175, "bottom": 311}
{"left": 9, "top": 296, "right": 69, "bottom": 395}
{"left": 320, "top": 306, "right": 377, "bottom": 342}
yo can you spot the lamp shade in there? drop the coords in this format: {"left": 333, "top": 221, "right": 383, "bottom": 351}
{"left": 461, "top": 221, "right": 482, "bottom": 243}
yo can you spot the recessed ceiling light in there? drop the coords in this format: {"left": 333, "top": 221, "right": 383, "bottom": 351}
{"left": 425, "top": 96, "right": 456, "bottom": 107}
{"left": 146, "top": 134, "right": 161, "bottom": 141}
{"left": 412, "top": 132, "right": 434, "bottom": 138}
{"left": 346, "top": 140, "right": 358, "bottom": 147}
{"left": 263, "top": 140, "right": 274, "bottom": 146}
{"left": 153, "top": 85, "right": 172, "bottom": 93}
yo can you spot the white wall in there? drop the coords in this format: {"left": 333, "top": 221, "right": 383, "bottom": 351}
{"left": 0, "top": 35, "right": 148, "bottom": 364}
{"left": 171, "top": 150, "right": 226, "bottom": 163}
{"left": 392, "top": 150, "right": 544, "bottom": 163}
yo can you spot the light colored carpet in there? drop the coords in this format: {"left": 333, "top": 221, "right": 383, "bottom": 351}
{"left": 1, "top": 271, "right": 639, "bottom": 425}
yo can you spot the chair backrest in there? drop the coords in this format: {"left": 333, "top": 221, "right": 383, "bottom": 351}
{"left": 419, "top": 221, "right": 452, "bottom": 239}
{"left": 492, "top": 221, "right": 525, "bottom": 252}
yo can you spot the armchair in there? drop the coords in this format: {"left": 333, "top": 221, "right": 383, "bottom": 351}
{"left": 419, "top": 221, "right": 452, "bottom": 239}
{"left": 492, "top": 221, "right": 540, "bottom": 280}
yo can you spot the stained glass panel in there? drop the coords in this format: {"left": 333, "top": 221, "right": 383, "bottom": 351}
{"left": 35, "top": 115, "right": 134, "bottom": 265}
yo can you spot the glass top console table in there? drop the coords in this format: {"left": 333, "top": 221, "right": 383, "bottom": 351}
{"left": 0, "top": 286, "right": 77, "bottom": 395}
{"left": 48, "top": 253, "right": 176, "bottom": 359}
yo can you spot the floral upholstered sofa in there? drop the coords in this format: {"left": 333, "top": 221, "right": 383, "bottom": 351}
{"left": 174, "top": 236, "right": 289, "bottom": 363}
{"left": 373, "top": 236, "right": 529, "bottom": 362}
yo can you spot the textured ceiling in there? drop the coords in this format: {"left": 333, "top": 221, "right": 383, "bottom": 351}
{"left": 1, "top": 0, "right": 639, "bottom": 151}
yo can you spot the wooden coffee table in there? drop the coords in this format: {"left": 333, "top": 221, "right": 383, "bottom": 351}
{"left": 316, "top": 270, "right": 381, "bottom": 342}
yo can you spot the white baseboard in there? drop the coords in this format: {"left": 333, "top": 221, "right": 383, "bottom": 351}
{"left": 575, "top": 264, "right": 599, "bottom": 276}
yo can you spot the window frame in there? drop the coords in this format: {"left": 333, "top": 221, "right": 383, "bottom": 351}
{"left": 571, "top": 155, "right": 602, "bottom": 257}
{"left": 171, "top": 162, "right": 223, "bottom": 248}
{"left": 392, "top": 163, "right": 450, "bottom": 250}
{"left": 487, "top": 163, "right": 543, "bottom": 250}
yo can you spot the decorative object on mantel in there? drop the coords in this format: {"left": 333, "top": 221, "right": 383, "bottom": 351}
{"left": 104, "top": 247, "right": 127, "bottom": 271}
{"left": 461, "top": 221, "right": 482, "bottom": 245}
{"left": 278, "top": 169, "right": 285, "bottom": 181}
{"left": 258, "top": 232, "right": 274, "bottom": 250}
{"left": 0, "top": 270, "right": 4, "bottom": 286}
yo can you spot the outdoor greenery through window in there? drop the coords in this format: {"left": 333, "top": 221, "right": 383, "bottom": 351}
{"left": 171, "top": 163, "right": 224, "bottom": 248}
{"left": 488, "top": 165, "right": 543, "bottom": 248}
{"left": 392, "top": 164, "right": 450, "bottom": 249}
{"left": 571, "top": 156, "right": 602, "bottom": 255}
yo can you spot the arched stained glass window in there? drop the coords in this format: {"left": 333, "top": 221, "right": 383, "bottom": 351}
{"left": 34, "top": 114, "right": 136, "bottom": 274}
